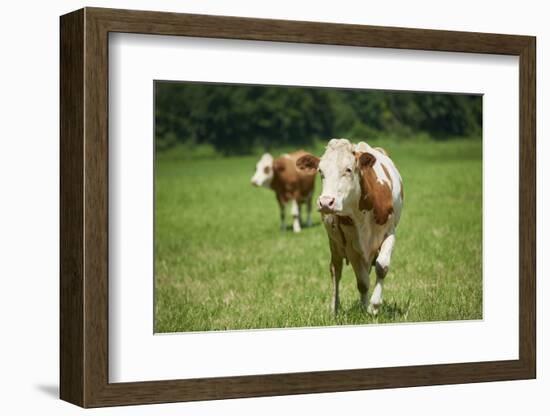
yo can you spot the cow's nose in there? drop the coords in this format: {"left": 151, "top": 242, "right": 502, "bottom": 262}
{"left": 318, "top": 195, "right": 336, "bottom": 211}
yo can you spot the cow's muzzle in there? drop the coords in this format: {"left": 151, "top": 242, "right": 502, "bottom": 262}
{"left": 318, "top": 195, "right": 336, "bottom": 214}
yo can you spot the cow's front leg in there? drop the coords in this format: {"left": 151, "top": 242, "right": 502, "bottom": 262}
{"left": 368, "top": 233, "right": 396, "bottom": 315}
{"left": 305, "top": 195, "right": 313, "bottom": 227}
{"left": 349, "top": 252, "right": 372, "bottom": 308}
{"left": 279, "top": 201, "right": 287, "bottom": 231}
{"left": 329, "top": 249, "right": 343, "bottom": 314}
{"left": 291, "top": 199, "right": 301, "bottom": 233}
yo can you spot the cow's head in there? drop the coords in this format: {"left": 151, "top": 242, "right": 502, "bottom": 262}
{"left": 296, "top": 139, "right": 375, "bottom": 215}
{"left": 251, "top": 153, "right": 274, "bottom": 188}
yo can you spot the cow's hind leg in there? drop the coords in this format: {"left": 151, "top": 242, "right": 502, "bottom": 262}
{"left": 291, "top": 199, "right": 301, "bottom": 233}
{"left": 329, "top": 242, "right": 343, "bottom": 314}
{"left": 369, "top": 234, "right": 396, "bottom": 315}
{"left": 349, "top": 252, "right": 371, "bottom": 308}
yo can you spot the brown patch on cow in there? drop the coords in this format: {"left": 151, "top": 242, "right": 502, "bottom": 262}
{"left": 356, "top": 152, "right": 394, "bottom": 225}
{"left": 374, "top": 147, "right": 389, "bottom": 157}
{"left": 273, "top": 159, "right": 286, "bottom": 173}
{"left": 271, "top": 150, "right": 316, "bottom": 204}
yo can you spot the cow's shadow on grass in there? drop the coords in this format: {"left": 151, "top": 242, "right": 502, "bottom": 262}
{"left": 376, "top": 299, "right": 412, "bottom": 321}
{"left": 336, "top": 298, "right": 412, "bottom": 324}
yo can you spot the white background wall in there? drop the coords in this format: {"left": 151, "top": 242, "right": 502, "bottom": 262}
{"left": 0, "top": 0, "right": 545, "bottom": 414}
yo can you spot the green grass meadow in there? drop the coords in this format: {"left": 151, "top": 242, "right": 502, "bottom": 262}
{"left": 155, "top": 139, "right": 482, "bottom": 333}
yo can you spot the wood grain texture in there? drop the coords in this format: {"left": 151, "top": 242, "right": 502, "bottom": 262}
{"left": 89, "top": 7, "right": 532, "bottom": 55}
{"left": 83, "top": 10, "right": 110, "bottom": 406}
{"left": 59, "top": 8, "right": 84, "bottom": 407}
{"left": 59, "top": 7, "right": 537, "bottom": 408}
{"left": 518, "top": 38, "right": 536, "bottom": 376}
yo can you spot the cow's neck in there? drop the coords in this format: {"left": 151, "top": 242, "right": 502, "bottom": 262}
{"left": 269, "top": 172, "right": 280, "bottom": 192}
{"left": 270, "top": 172, "right": 288, "bottom": 203}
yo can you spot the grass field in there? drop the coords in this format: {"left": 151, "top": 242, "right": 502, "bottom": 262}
{"left": 155, "top": 139, "right": 482, "bottom": 333}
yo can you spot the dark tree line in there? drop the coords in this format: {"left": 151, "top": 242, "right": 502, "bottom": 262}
{"left": 155, "top": 82, "right": 482, "bottom": 155}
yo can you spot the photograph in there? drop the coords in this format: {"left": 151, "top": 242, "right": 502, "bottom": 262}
{"left": 154, "top": 81, "right": 483, "bottom": 333}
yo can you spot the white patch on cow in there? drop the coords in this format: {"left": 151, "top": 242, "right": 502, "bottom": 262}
{"left": 369, "top": 233, "right": 396, "bottom": 314}
{"left": 317, "top": 139, "right": 361, "bottom": 215}
{"left": 368, "top": 280, "right": 384, "bottom": 314}
{"left": 372, "top": 161, "right": 389, "bottom": 185}
{"left": 291, "top": 199, "right": 301, "bottom": 233}
{"left": 353, "top": 141, "right": 369, "bottom": 153}
{"left": 376, "top": 233, "right": 396, "bottom": 272}
{"left": 251, "top": 153, "right": 274, "bottom": 188}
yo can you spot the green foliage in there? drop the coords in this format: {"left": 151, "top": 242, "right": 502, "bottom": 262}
{"left": 155, "top": 139, "right": 482, "bottom": 332}
{"left": 155, "top": 82, "right": 482, "bottom": 155}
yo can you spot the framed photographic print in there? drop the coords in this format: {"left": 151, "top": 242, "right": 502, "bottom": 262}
{"left": 60, "top": 7, "right": 536, "bottom": 408}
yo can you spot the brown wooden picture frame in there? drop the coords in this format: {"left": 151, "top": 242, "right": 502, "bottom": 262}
{"left": 60, "top": 7, "right": 536, "bottom": 408}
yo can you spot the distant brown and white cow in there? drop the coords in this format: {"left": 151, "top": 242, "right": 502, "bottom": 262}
{"left": 251, "top": 150, "right": 316, "bottom": 233}
{"left": 296, "top": 139, "right": 403, "bottom": 314}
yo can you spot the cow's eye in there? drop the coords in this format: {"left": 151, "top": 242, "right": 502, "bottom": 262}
{"left": 345, "top": 168, "right": 352, "bottom": 174}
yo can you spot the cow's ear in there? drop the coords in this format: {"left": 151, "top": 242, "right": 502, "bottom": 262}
{"left": 357, "top": 152, "right": 376, "bottom": 169}
{"left": 296, "top": 154, "right": 320, "bottom": 173}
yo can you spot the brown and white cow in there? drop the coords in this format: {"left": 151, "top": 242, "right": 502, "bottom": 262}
{"left": 251, "top": 150, "right": 317, "bottom": 233}
{"left": 296, "top": 139, "right": 403, "bottom": 314}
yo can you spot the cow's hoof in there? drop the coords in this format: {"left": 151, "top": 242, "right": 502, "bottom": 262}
{"left": 367, "top": 303, "right": 380, "bottom": 316}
